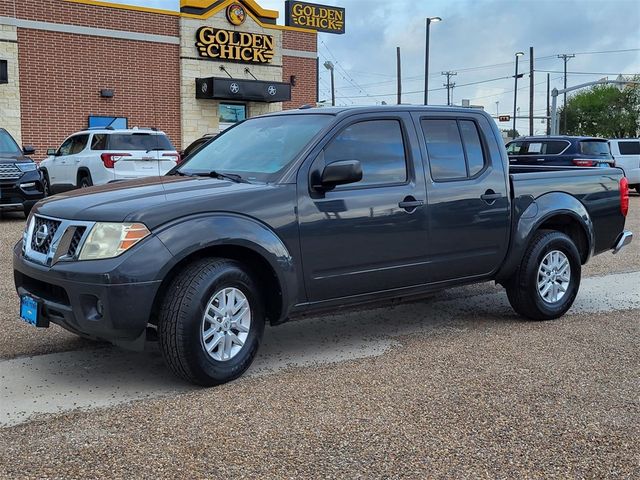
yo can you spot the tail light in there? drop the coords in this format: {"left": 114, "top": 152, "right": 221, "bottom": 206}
{"left": 620, "top": 177, "right": 629, "bottom": 217}
{"left": 162, "top": 153, "right": 181, "bottom": 164}
{"left": 101, "top": 153, "right": 131, "bottom": 168}
{"left": 572, "top": 159, "right": 597, "bottom": 167}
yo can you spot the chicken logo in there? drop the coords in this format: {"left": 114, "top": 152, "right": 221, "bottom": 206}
{"left": 226, "top": 3, "right": 246, "bottom": 26}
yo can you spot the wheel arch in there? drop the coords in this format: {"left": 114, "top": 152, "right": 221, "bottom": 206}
{"left": 150, "top": 214, "right": 298, "bottom": 326}
{"left": 496, "top": 192, "right": 594, "bottom": 283}
{"left": 76, "top": 167, "right": 92, "bottom": 186}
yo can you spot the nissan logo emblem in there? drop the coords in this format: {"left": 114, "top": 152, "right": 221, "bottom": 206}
{"left": 34, "top": 224, "right": 49, "bottom": 248}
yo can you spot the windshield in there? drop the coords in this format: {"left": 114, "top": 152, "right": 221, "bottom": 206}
{"left": 580, "top": 140, "right": 611, "bottom": 156}
{"left": 0, "top": 129, "right": 21, "bottom": 156}
{"left": 177, "top": 114, "right": 332, "bottom": 182}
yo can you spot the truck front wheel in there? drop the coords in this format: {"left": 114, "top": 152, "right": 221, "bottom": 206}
{"left": 506, "top": 230, "right": 581, "bottom": 320}
{"left": 158, "top": 258, "right": 265, "bottom": 386}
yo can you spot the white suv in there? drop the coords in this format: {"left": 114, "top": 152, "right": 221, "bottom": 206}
{"left": 609, "top": 138, "right": 640, "bottom": 193}
{"left": 40, "top": 128, "right": 179, "bottom": 194}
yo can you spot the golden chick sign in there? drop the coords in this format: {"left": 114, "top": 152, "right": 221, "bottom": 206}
{"left": 285, "top": 1, "right": 345, "bottom": 34}
{"left": 195, "top": 27, "right": 275, "bottom": 64}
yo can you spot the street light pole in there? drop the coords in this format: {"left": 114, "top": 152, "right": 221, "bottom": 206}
{"left": 424, "top": 16, "right": 441, "bottom": 105}
{"left": 512, "top": 51, "right": 524, "bottom": 139}
{"left": 323, "top": 61, "right": 335, "bottom": 106}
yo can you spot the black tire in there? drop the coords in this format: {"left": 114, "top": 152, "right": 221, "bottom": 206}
{"left": 78, "top": 174, "right": 93, "bottom": 188}
{"left": 506, "top": 230, "right": 581, "bottom": 320}
{"left": 158, "top": 258, "right": 265, "bottom": 386}
{"left": 41, "top": 171, "right": 51, "bottom": 196}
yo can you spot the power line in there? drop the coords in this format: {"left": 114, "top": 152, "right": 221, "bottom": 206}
{"left": 536, "top": 69, "right": 640, "bottom": 76}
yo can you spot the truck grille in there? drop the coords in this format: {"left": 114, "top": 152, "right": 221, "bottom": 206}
{"left": 0, "top": 164, "right": 21, "bottom": 180}
{"left": 67, "top": 226, "right": 87, "bottom": 258}
{"left": 30, "top": 217, "right": 61, "bottom": 254}
{"left": 24, "top": 215, "right": 94, "bottom": 266}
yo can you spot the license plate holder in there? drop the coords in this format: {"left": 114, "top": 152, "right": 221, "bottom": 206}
{"left": 20, "top": 295, "right": 48, "bottom": 328}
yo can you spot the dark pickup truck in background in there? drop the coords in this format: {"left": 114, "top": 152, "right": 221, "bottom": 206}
{"left": 0, "top": 128, "right": 44, "bottom": 216}
{"left": 14, "top": 106, "right": 632, "bottom": 386}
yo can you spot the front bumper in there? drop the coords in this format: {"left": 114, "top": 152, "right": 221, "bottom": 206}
{"left": 13, "top": 235, "right": 174, "bottom": 347}
{"left": 0, "top": 170, "right": 45, "bottom": 210}
{"left": 612, "top": 230, "right": 633, "bottom": 254}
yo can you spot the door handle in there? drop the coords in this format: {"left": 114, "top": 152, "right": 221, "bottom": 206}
{"left": 399, "top": 197, "right": 424, "bottom": 211}
{"left": 536, "top": 158, "right": 545, "bottom": 162}
{"left": 480, "top": 190, "right": 502, "bottom": 204}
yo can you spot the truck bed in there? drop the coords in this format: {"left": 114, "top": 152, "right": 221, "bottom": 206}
{"left": 509, "top": 165, "right": 626, "bottom": 255}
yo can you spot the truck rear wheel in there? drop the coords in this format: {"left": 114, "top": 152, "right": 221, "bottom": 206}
{"left": 158, "top": 258, "right": 265, "bottom": 386}
{"left": 506, "top": 230, "right": 581, "bottom": 320}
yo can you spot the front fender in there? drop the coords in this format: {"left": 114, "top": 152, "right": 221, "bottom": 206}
{"left": 153, "top": 213, "right": 297, "bottom": 319}
{"left": 496, "top": 192, "right": 594, "bottom": 282}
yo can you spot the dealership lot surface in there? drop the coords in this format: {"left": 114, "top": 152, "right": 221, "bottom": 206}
{"left": 0, "top": 196, "right": 638, "bottom": 478}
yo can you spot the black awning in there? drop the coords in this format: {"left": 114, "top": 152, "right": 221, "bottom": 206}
{"left": 196, "top": 77, "right": 291, "bottom": 103}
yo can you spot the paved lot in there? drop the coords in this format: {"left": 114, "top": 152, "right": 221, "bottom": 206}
{"left": 0, "top": 196, "right": 638, "bottom": 478}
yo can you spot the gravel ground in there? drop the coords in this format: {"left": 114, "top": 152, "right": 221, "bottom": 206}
{"left": 2, "top": 196, "right": 637, "bottom": 360}
{"left": 0, "top": 308, "right": 638, "bottom": 479}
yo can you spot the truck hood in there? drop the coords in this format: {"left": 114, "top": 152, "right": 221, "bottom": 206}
{"left": 34, "top": 176, "right": 274, "bottom": 229}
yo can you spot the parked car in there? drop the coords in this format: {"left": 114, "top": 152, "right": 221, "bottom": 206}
{"left": 506, "top": 135, "right": 614, "bottom": 167}
{"left": 609, "top": 138, "right": 640, "bottom": 193}
{"left": 39, "top": 128, "right": 180, "bottom": 194}
{"left": 181, "top": 133, "right": 215, "bottom": 160}
{"left": 0, "top": 128, "right": 44, "bottom": 216}
{"left": 14, "top": 106, "right": 632, "bottom": 386}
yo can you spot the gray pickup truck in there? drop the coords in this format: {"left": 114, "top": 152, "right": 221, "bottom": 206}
{"left": 14, "top": 106, "right": 632, "bottom": 386}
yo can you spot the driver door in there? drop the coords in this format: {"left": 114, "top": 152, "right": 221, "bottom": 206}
{"left": 296, "top": 113, "right": 430, "bottom": 302}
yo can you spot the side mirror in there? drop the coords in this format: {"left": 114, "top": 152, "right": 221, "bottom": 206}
{"left": 46, "top": 148, "right": 58, "bottom": 156}
{"left": 317, "top": 160, "right": 363, "bottom": 190}
{"left": 23, "top": 145, "right": 36, "bottom": 155}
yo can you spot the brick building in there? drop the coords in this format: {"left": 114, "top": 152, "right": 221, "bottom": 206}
{"left": 0, "top": 0, "right": 318, "bottom": 157}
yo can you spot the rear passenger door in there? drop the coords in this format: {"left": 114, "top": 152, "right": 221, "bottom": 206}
{"left": 414, "top": 113, "right": 510, "bottom": 282}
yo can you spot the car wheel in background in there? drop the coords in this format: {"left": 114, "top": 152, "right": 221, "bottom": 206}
{"left": 158, "top": 258, "right": 265, "bottom": 386}
{"left": 506, "top": 230, "right": 581, "bottom": 320}
{"left": 78, "top": 175, "right": 93, "bottom": 188}
{"left": 41, "top": 171, "right": 51, "bottom": 196}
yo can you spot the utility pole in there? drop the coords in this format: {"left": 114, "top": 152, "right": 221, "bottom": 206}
{"left": 546, "top": 73, "right": 550, "bottom": 135}
{"left": 512, "top": 51, "right": 524, "bottom": 139}
{"left": 442, "top": 71, "right": 457, "bottom": 106}
{"left": 529, "top": 46, "right": 534, "bottom": 136}
{"left": 495, "top": 101, "right": 500, "bottom": 116}
{"left": 396, "top": 46, "right": 402, "bottom": 105}
{"left": 558, "top": 53, "right": 575, "bottom": 133}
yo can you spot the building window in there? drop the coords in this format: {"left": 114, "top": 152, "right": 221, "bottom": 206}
{"left": 0, "top": 60, "right": 8, "bottom": 84}
{"left": 88, "top": 116, "right": 128, "bottom": 129}
{"left": 219, "top": 104, "right": 246, "bottom": 131}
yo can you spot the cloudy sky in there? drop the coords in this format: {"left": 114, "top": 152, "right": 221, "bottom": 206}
{"left": 104, "top": 0, "right": 639, "bottom": 134}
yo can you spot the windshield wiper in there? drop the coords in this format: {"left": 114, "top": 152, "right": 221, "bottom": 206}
{"left": 170, "top": 170, "right": 192, "bottom": 177}
{"left": 206, "top": 171, "right": 250, "bottom": 183}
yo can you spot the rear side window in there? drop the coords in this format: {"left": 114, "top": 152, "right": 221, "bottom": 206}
{"left": 107, "top": 133, "right": 174, "bottom": 151}
{"left": 324, "top": 119, "right": 407, "bottom": 187}
{"left": 580, "top": 141, "right": 610, "bottom": 156}
{"left": 421, "top": 119, "right": 487, "bottom": 181}
{"left": 541, "top": 140, "right": 568, "bottom": 154}
{"left": 617, "top": 141, "right": 640, "bottom": 155}
{"left": 91, "top": 134, "right": 107, "bottom": 150}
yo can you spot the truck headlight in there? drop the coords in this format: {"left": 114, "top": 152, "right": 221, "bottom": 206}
{"left": 16, "top": 163, "right": 38, "bottom": 172}
{"left": 78, "top": 223, "right": 150, "bottom": 260}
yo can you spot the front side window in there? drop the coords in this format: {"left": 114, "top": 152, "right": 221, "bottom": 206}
{"left": 0, "top": 129, "right": 21, "bottom": 155}
{"left": 58, "top": 136, "right": 76, "bottom": 156}
{"left": 179, "top": 114, "right": 332, "bottom": 183}
{"left": 506, "top": 141, "right": 523, "bottom": 155}
{"left": 323, "top": 120, "right": 407, "bottom": 187}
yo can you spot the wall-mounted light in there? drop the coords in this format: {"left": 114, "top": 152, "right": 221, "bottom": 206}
{"left": 100, "top": 89, "right": 114, "bottom": 98}
{"left": 290, "top": 75, "right": 297, "bottom": 87}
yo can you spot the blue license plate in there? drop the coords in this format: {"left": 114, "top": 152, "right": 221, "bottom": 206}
{"left": 20, "top": 295, "right": 39, "bottom": 326}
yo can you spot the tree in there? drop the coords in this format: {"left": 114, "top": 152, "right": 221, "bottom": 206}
{"left": 501, "top": 128, "right": 520, "bottom": 139}
{"left": 558, "top": 77, "right": 640, "bottom": 138}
